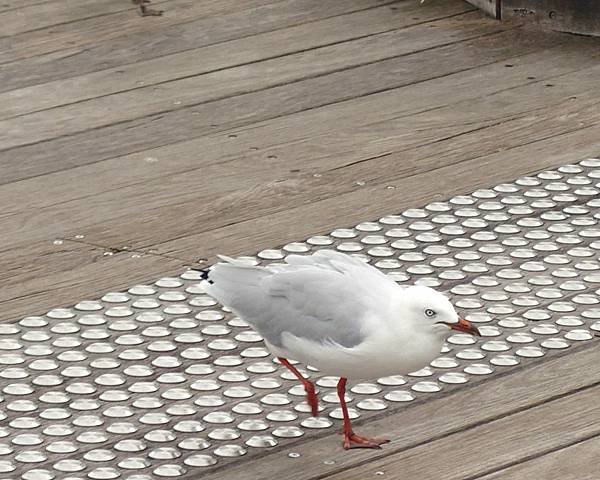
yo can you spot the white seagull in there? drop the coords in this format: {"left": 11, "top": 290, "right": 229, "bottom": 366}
{"left": 203, "top": 250, "right": 480, "bottom": 449}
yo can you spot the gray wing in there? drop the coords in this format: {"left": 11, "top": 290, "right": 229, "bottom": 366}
{"left": 206, "top": 252, "right": 394, "bottom": 348}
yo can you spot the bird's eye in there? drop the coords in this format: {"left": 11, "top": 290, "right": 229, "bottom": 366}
{"left": 425, "top": 309, "right": 436, "bottom": 317}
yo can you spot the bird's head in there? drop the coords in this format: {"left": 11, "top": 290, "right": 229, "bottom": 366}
{"left": 403, "top": 285, "right": 481, "bottom": 339}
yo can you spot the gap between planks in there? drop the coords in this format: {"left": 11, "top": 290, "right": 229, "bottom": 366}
{"left": 0, "top": 7, "right": 487, "bottom": 148}
{"left": 0, "top": 20, "right": 525, "bottom": 184}
{"left": 323, "top": 379, "right": 600, "bottom": 480}
{"left": 0, "top": 0, "right": 176, "bottom": 38}
{"left": 1, "top": 27, "right": 594, "bottom": 186}
{"left": 0, "top": 239, "right": 186, "bottom": 323}
{"left": 476, "top": 433, "right": 600, "bottom": 480}
{"left": 0, "top": 0, "right": 405, "bottom": 87}
{"left": 0, "top": 1, "right": 475, "bottom": 119}
{"left": 193, "top": 342, "right": 600, "bottom": 480}
{"left": 2, "top": 56, "right": 597, "bottom": 254}
{"left": 0, "top": 0, "right": 304, "bottom": 63}
{"left": 0, "top": 28, "right": 588, "bottom": 188}
{"left": 1, "top": 144, "right": 596, "bottom": 322}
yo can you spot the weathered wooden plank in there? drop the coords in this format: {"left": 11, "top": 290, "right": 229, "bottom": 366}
{"left": 150, "top": 119, "right": 600, "bottom": 261}
{"left": 0, "top": 0, "right": 165, "bottom": 36}
{"left": 199, "top": 343, "right": 600, "bottom": 480}
{"left": 0, "top": 28, "right": 585, "bottom": 183}
{"left": 0, "top": 0, "right": 56, "bottom": 14}
{"left": 0, "top": 239, "right": 185, "bottom": 323}
{"left": 324, "top": 381, "right": 600, "bottom": 480}
{"left": 0, "top": 10, "right": 493, "bottom": 150}
{"left": 503, "top": 0, "right": 600, "bottom": 37}
{"left": 6, "top": 95, "right": 600, "bottom": 266}
{"left": 0, "top": 0, "right": 399, "bottom": 89}
{"left": 0, "top": 0, "right": 287, "bottom": 63}
{"left": 477, "top": 435, "right": 600, "bottom": 480}
{"left": 0, "top": 1, "right": 477, "bottom": 119}
{"left": 10, "top": 56, "right": 600, "bottom": 253}
{"left": 1, "top": 40, "right": 598, "bottom": 252}
{"left": 151, "top": 115, "right": 600, "bottom": 262}
{"left": 466, "top": 0, "right": 500, "bottom": 18}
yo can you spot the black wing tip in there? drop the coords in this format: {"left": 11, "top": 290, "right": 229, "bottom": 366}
{"left": 188, "top": 266, "right": 213, "bottom": 284}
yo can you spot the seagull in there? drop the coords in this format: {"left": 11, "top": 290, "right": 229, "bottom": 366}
{"left": 202, "top": 250, "right": 481, "bottom": 449}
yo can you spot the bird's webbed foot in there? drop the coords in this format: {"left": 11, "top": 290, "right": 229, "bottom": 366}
{"left": 342, "top": 431, "right": 390, "bottom": 450}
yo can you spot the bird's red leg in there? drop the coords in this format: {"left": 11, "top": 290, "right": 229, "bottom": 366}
{"left": 337, "top": 377, "right": 390, "bottom": 450}
{"left": 278, "top": 357, "right": 319, "bottom": 416}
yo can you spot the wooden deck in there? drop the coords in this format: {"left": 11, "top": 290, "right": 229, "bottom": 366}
{"left": 2, "top": 0, "right": 600, "bottom": 478}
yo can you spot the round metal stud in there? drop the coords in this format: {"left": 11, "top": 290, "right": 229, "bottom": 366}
{"left": 506, "top": 332, "right": 535, "bottom": 344}
{"left": 15, "top": 450, "right": 47, "bottom": 463}
{"left": 481, "top": 341, "right": 510, "bottom": 352}
{"left": 185, "top": 454, "right": 218, "bottom": 466}
{"left": 439, "top": 372, "right": 468, "bottom": 384}
{"left": 21, "top": 470, "right": 54, "bottom": 480}
{"left": 354, "top": 398, "right": 387, "bottom": 411}
{"left": 490, "top": 355, "right": 520, "bottom": 366}
{"left": 207, "top": 428, "right": 240, "bottom": 441}
{"left": 203, "top": 411, "right": 235, "bottom": 424}
{"left": 238, "top": 419, "right": 270, "bottom": 431}
{"left": 271, "top": 426, "right": 305, "bottom": 438}
{"left": 266, "top": 410, "right": 298, "bottom": 422}
{"left": 516, "top": 346, "right": 545, "bottom": 358}
{"left": 53, "top": 459, "right": 86, "bottom": 472}
{"left": 384, "top": 390, "right": 415, "bottom": 402}
{"left": 243, "top": 435, "right": 278, "bottom": 448}
{"left": 153, "top": 464, "right": 187, "bottom": 477}
{"left": 541, "top": 338, "right": 571, "bottom": 349}
{"left": 306, "top": 236, "right": 335, "bottom": 248}
{"left": 178, "top": 438, "right": 211, "bottom": 451}
{"left": 530, "top": 324, "right": 559, "bottom": 335}
{"left": 464, "top": 364, "right": 494, "bottom": 375}
{"left": 411, "top": 381, "right": 441, "bottom": 392}
{"left": 564, "top": 329, "right": 593, "bottom": 341}
{"left": 117, "top": 457, "right": 151, "bottom": 470}
{"left": 93, "top": 424, "right": 131, "bottom": 438}
{"left": 149, "top": 447, "right": 181, "bottom": 460}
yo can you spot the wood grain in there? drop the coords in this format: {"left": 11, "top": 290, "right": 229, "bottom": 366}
{"left": 0, "top": 0, "right": 168, "bottom": 36}
{"left": 0, "top": 10, "right": 492, "bottom": 149}
{"left": 0, "top": 0, "right": 286, "bottom": 63}
{"left": 150, "top": 117, "right": 600, "bottom": 262}
{"left": 0, "top": 240, "right": 185, "bottom": 322}
{"left": 0, "top": 20, "right": 540, "bottom": 183}
{"left": 325, "top": 382, "right": 600, "bottom": 480}
{"left": 477, "top": 435, "right": 600, "bottom": 480}
{"left": 4, "top": 27, "right": 591, "bottom": 187}
{"left": 0, "top": 1, "right": 477, "bottom": 119}
{"left": 0, "top": 0, "right": 400, "bottom": 90}
{"left": 0, "top": 0, "right": 57, "bottom": 13}
{"left": 199, "top": 343, "right": 600, "bottom": 480}
{"left": 2, "top": 53, "right": 596, "bottom": 252}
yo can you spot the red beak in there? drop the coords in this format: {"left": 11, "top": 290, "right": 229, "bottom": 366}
{"left": 448, "top": 318, "right": 481, "bottom": 336}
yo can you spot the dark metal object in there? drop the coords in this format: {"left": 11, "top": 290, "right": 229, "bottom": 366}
{"left": 468, "top": 0, "right": 600, "bottom": 36}
{"left": 503, "top": 0, "right": 600, "bottom": 36}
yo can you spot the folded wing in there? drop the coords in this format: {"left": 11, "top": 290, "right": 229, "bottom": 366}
{"left": 206, "top": 251, "right": 398, "bottom": 348}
